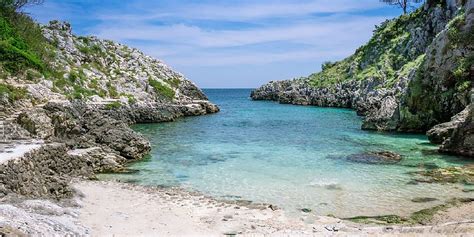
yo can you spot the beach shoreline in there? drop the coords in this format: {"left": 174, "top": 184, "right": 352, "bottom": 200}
{"left": 1, "top": 179, "right": 473, "bottom": 236}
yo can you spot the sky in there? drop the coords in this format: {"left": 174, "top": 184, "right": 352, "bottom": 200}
{"left": 27, "top": 0, "right": 404, "bottom": 88}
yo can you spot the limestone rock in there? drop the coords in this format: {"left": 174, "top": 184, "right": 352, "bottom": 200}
{"left": 439, "top": 104, "right": 474, "bottom": 156}
{"left": 16, "top": 109, "right": 55, "bottom": 140}
{"left": 251, "top": 1, "right": 473, "bottom": 156}
{"left": 427, "top": 105, "right": 470, "bottom": 144}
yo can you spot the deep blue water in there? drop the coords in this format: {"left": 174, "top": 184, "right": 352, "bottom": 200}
{"left": 102, "top": 89, "right": 472, "bottom": 217}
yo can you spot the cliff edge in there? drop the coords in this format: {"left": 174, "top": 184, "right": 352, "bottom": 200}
{"left": 251, "top": 0, "right": 473, "bottom": 157}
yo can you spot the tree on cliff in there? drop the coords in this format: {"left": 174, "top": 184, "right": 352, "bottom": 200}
{"left": 0, "top": 0, "right": 44, "bottom": 12}
{"left": 380, "top": 0, "right": 424, "bottom": 14}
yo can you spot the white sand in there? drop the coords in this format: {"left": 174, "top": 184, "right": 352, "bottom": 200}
{"left": 74, "top": 181, "right": 318, "bottom": 236}
{"left": 1, "top": 180, "right": 473, "bottom": 236}
{"left": 74, "top": 181, "right": 474, "bottom": 236}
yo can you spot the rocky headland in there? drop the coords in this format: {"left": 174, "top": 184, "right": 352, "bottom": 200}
{"left": 251, "top": 0, "right": 473, "bottom": 157}
{"left": 0, "top": 7, "right": 220, "bottom": 234}
{"left": 0, "top": 18, "right": 219, "bottom": 199}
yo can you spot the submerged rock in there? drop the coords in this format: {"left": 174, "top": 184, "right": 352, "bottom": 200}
{"left": 324, "top": 184, "right": 343, "bottom": 190}
{"left": 345, "top": 151, "right": 402, "bottom": 164}
{"left": 410, "top": 164, "right": 474, "bottom": 185}
{"left": 301, "top": 208, "right": 312, "bottom": 213}
{"left": 411, "top": 197, "right": 438, "bottom": 203}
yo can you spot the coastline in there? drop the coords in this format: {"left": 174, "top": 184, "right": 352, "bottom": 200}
{"left": 0, "top": 2, "right": 472, "bottom": 234}
{"left": 0, "top": 100, "right": 473, "bottom": 235}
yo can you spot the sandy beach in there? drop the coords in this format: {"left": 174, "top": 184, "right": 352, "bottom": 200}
{"left": 73, "top": 181, "right": 474, "bottom": 236}
{"left": 75, "top": 181, "right": 316, "bottom": 236}
{"left": 1, "top": 180, "right": 473, "bottom": 236}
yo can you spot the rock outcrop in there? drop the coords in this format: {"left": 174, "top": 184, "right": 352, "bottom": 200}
{"left": 429, "top": 103, "right": 474, "bottom": 157}
{"left": 0, "top": 16, "right": 219, "bottom": 199}
{"left": 251, "top": 0, "right": 473, "bottom": 156}
{"left": 427, "top": 105, "right": 471, "bottom": 144}
{"left": 1, "top": 19, "right": 219, "bottom": 114}
{"left": 0, "top": 144, "right": 124, "bottom": 199}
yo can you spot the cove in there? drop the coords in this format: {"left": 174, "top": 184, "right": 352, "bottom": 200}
{"left": 101, "top": 89, "right": 472, "bottom": 218}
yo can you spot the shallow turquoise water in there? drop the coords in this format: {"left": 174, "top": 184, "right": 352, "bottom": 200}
{"left": 103, "top": 89, "right": 473, "bottom": 217}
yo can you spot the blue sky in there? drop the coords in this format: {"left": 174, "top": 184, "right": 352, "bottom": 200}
{"left": 27, "top": 0, "right": 405, "bottom": 88}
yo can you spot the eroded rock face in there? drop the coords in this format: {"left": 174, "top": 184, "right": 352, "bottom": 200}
{"left": 2, "top": 101, "right": 152, "bottom": 199}
{"left": 427, "top": 105, "right": 471, "bottom": 144}
{"left": 438, "top": 104, "right": 474, "bottom": 157}
{"left": 250, "top": 73, "right": 410, "bottom": 132}
{"left": 5, "top": 92, "right": 220, "bottom": 199}
{"left": 251, "top": 1, "right": 473, "bottom": 156}
{"left": 16, "top": 109, "right": 54, "bottom": 139}
{"left": 0, "top": 144, "right": 129, "bottom": 199}
{"left": 37, "top": 21, "right": 210, "bottom": 104}
{"left": 250, "top": 2, "right": 455, "bottom": 132}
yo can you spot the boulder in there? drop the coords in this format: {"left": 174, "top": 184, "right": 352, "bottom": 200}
{"left": 438, "top": 104, "right": 474, "bottom": 157}
{"left": 427, "top": 105, "right": 470, "bottom": 144}
{"left": 16, "top": 108, "right": 55, "bottom": 140}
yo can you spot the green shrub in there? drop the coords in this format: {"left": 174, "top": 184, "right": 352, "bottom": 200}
{"left": 0, "top": 10, "right": 52, "bottom": 75}
{"left": 121, "top": 93, "right": 137, "bottom": 104}
{"left": 78, "top": 36, "right": 90, "bottom": 45}
{"left": 25, "top": 69, "right": 41, "bottom": 81}
{"left": 105, "top": 101, "right": 122, "bottom": 110}
{"left": 0, "top": 40, "right": 45, "bottom": 72}
{"left": 54, "top": 77, "right": 69, "bottom": 89}
{"left": 321, "top": 61, "right": 335, "bottom": 70}
{"left": 78, "top": 43, "right": 104, "bottom": 57}
{"left": 106, "top": 82, "right": 118, "bottom": 98}
{"left": 67, "top": 85, "right": 97, "bottom": 100}
{"left": 166, "top": 77, "right": 181, "bottom": 88}
{"left": 149, "top": 78, "right": 175, "bottom": 99}
{"left": 308, "top": 7, "right": 427, "bottom": 89}
{"left": 0, "top": 83, "right": 27, "bottom": 101}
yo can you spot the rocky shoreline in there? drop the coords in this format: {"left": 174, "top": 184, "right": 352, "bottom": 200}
{"left": 251, "top": 0, "right": 473, "bottom": 157}
{"left": 0, "top": 99, "right": 220, "bottom": 234}
{"left": 0, "top": 99, "right": 218, "bottom": 199}
{"left": 0, "top": 2, "right": 472, "bottom": 235}
{"left": 0, "top": 17, "right": 220, "bottom": 201}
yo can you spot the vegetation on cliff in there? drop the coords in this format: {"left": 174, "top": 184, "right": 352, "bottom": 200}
{"left": 251, "top": 0, "right": 472, "bottom": 155}
{"left": 0, "top": 3, "right": 210, "bottom": 106}
{"left": 402, "top": 8, "right": 473, "bottom": 130}
{"left": 306, "top": 1, "right": 472, "bottom": 132}
{"left": 308, "top": 5, "right": 431, "bottom": 89}
{"left": 0, "top": 5, "right": 50, "bottom": 77}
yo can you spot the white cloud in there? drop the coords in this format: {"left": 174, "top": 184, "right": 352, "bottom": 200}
{"left": 91, "top": 13, "right": 387, "bottom": 66}
{"left": 92, "top": 15, "right": 386, "bottom": 48}
{"left": 27, "top": 0, "right": 399, "bottom": 87}
{"left": 98, "top": 0, "right": 383, "bottom": 21}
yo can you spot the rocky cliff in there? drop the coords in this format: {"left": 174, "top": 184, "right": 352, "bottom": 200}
{"left": 0, "top": 9, "right": 218, "bottom": 199}
{"left": 251, "top": 0, "right": 473, "bottom": 157}
{"left": 1, "top": 20, "right": 218, "bottom": 112}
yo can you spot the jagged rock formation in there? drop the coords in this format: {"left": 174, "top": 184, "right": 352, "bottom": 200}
{"left": 2, "top": 20, "right": 214, "bottom": 107}
{"left": 428, "top": 103, "right": 473, "bottom": 156}
{"left": 1, "top": 19, "right": 219, "bottom": 116}
{"left": 0, "top": 14, "right": 218, "bottom": 199}
{"left": 0, "top": 101, "right": 152, "bottom": 199}
{"left": 251, "top": 0, "right": 473, "bottom": 157}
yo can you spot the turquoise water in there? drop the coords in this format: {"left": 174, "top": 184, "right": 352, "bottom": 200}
{"left": 103, "top": 89, "right": 473, "bottom": 217}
